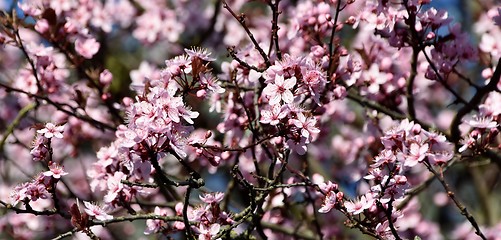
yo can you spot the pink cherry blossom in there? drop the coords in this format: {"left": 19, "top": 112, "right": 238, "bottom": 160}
{"left": 104, "top": 172, "right": 126, "bottom": 203}
{"left": 260, "top": 104, "right": 289, "bottom": 125}
{"left": 34, "top": 19, "right": 49, "bottom": 33}
{"left": 144, "top": 207, "right": 170, "bottom": 234}
{"left": 83, "top": 201, "right": 113, "bottom": 221}
{"left": 371, "top": 149, "right": 396, "bottom": 167}
{"left": 428, "top": 151, "right": 453, "bottom": 165}
{"left": 200, "top": 73, "right": 225, "bottom": 94}
{"left": 75, "top": 37, "right": 100, "bottom": 59}
{"left": 344, "top": 194, "right": 374, "bottom": 215}
{"left": 197, "top": 223, "right": 220, "bottom": 240}
{"left": 289, "top": 112, "right": 320, "bottom": 139}
{"left": 37, "top": 123, "right": 65, "bottom": 139}
{"left": 43, "top": 163, "right": 68, "bottom": 179}
{"left": 465, "top": 116, "right": 498, "bottom": 129}
{"left": 403, "top": 142, "right": 429, "bottom": 167}
{"left": 99, "top": 69, "right": 113, "bottom": 85}
{"left": 263, "top": 75, "right": 297, "bottom": 105}
{"left": 200, "top": 192, "right": 224, "bottom": 204}
{"left": 318, "top": 191, "right": 337, "bottom": 213}
{"left": 185, "top": 47, "right": 216, "bottom": 62}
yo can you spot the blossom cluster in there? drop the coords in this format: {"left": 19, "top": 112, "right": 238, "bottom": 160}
{"left": 318, "top": 119, "right": 454, "bottom": 236}
{"left": 11, "top": 162, "right": 67, "bottom": 205}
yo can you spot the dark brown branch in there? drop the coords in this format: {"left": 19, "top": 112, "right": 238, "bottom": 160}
{"left": 149, "top": 149, "right": 181, "bottom": 201}
{"left": 424, "top": 161, "right": 486, "bottom": 240}
{"left": 191, "top": 134, "right": 274, "bottom": 152}
{"left": 121, "top": 180, "right": 158, "bottom": 188}
{"left": 0, "top": 82, "right": 115, "bottom": 131}
{"left": 183, "top": 184, "right": 194, "bottom": 239}
{"left": 198, "top": 0, "right": 222, "bottom": 45}
{"left": 327, "top": 0, "right": 343, "bottom": 79}
{"left": 227, "top": 46, "right": 266, "bottom": 72}
{"left": 346, "top": 90, "right": 406, "bottom": 119}
{"left": 406, "top": 45, "right": 419, "bottom": 121}
{"left": 268, "top": 0, "right": 282, "bottom": 60}
{"left": 0, "top": 200, "right": 58, "bottom": 216}
{"left": 12, "top": 26, "right": 44, "bottom": 94}
{"left": 51, "top": 228, "right": 78, "bottom": 240}
{"left": 92, "top": 214, "right": 185, "bottom": 225}
{"left": 222, "top": 0, "right": 271, "bottom": 67}
{"left": 450, "top": 58, "right": 501, "bottom": 144}
{"left": 398, "top": 156, "right": 459, "bottom": 210}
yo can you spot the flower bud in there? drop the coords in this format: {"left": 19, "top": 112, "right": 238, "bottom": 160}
{"left": 100, "top": 69, "right": 113, "bottom": 85}
{"left": 197, "top": 89, "right": 207, "bottom": 98}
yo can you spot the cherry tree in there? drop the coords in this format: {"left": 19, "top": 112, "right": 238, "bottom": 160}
{"left": 1, "top": 0, "right": 501, "bottom": 239}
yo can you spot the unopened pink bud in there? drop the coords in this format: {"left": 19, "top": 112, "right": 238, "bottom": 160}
{"left": 35, "top": 19, "right": 49, "bottom": 34}
{"left": 426, "top": 32, "right": 435, "bottom": 40}
{"left": 99, "top": 69, "right": 113, "bottom": 85}
{"left": 471, "top": 129, "right": 481, "bottom": 138}
{"left": 412, "top": 124, "right": 421, "bottom": 134}
{"left": 205, "top": 130, "right": 212, "bottom": 139}
{"left": 308, "top": 17, "right": 316, "bottom": 25}
{"left": 101, "top": 93, "right": 110, "bottom": 101}
{"left": 346, "top": 16, "right": 356, "bottom": 25}
{"left": 395, "top": 175, "right": 407, "bottom": 184}
{"left": 482, "top": 68, "right": 493, "bottom": 79}
{"left": 197, "top": 89, "right": 207, "bottom": 98}
{"left": 336, "top": 192, "right": 344, "bottom": 200}
{"left": 122, "top": 97, "right": 133, "bottom": 106}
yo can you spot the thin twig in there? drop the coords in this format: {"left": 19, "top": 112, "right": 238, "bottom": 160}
{"left": 121, "top": 180, "right": 158, "bottom": 188}
{"left": 0, "top": 82, "right": 115, "bottom": 131}
{"left": 327, "top": 0, "right": 343, "bottom": 79}
{"left": 424, "top": 161, "right": 487, "bottom": 240}
{"left": 149, "top": 149, "right": 181, "bottom": 201}
{"left": 398, "top": 157, "right": 458, "bottom": 210}
{"left": 191, "top": 135, "right": 274, "bottom": 152}
{"left": 183, "top": 185, "right": 194, "bottom": 239}
{"left": 227, "top": 46, "right": 265, "bottom": 72}
{"left": 222, "top": 0, "right": 271, "bottom": 67}
{"left": 51, "top": 228, "right": 78, "bottom": 240}
{"left": 450, "top": 58, "right": 501, "bottom": 144}
{"left": 406, "top": 46, "right": 419, "bottom": 121}
{"left": 268, "top": 0, "right": 282, "bottom": 60}
{"left": 92, "top": 214, "right": 185, "bottom": 225}
{"left": 346, "top": 90, "right": 406, "bottom": 120}
{"left": 0, "top": 199, "right": 58, "bottom": 216}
